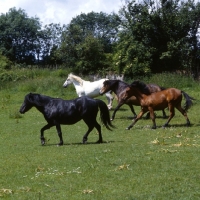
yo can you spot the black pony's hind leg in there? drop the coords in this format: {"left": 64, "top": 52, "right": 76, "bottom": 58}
{"left": 82, "top": 118, "right": 95, "bottom": 144}
{"left": 55, "top": 123, "right": 64, "bottom": 146}
{"left": 82, "top": 119, "right": 103, "bottom": 144}
{"left": 82, "top": 126, "right": 94, "bottom": 144}
{"left": 40, "top": 124, "right": 54, "bottom": 145}
{"left": 94, "top": 121, "right": 102, "bottom": 143}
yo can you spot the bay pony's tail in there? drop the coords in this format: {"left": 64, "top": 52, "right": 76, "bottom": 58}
{"left": 181, "top": 91, "right": 195, "bottom": 111}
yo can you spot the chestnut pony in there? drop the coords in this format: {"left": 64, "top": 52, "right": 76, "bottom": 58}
{"left": 125, "top": 80, "right": 194, "bottom": 130}
{"left": 99, "top": 80, "right": 167, "bottom": 120}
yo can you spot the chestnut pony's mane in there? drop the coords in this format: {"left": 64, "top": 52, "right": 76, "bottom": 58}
{"left": 131, "top": 80, "right": 151, "bottom": 95}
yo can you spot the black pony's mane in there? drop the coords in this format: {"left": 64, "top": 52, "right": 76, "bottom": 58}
{"left": 130, "top": 80, "right": 151, "bottom": 95}
{"left": 26, "top": 93, "right": 55, "bottom": 106}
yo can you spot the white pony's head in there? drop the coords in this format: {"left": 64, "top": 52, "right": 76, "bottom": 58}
{"left": 63, "top": 73, "right": 83, "bottom": 88}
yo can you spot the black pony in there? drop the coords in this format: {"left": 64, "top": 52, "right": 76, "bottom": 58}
{"left": 19, "top": 93, "right": 115, "bottom": 145}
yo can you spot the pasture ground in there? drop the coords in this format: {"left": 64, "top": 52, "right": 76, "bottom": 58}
{"left": 0, "top": 72, "right": 200, "bottom": 199}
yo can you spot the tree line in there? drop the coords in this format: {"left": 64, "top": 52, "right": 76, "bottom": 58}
{"left": 0, "top": 0, "right": 200, "bottom": 78}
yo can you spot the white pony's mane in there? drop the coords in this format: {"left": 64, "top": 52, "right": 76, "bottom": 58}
{"left": 69, "top": 73, "right": 84, "bottom": 86}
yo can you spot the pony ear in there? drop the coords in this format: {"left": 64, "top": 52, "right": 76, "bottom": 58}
{"left": 28, "top": 93, "right": 34, "bottom": 102}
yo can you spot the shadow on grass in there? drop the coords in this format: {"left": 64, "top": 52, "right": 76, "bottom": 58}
{"left": 42, "top": 140, "right": 123, "bottom": 146}
{"left": 136, "top": 123, "right": 199, "bottom": 129}
{"left": 158, "top": 123, "right": 199, "bottom": 128}
{"left": 116, "top": 115, "right": 169, "bottom": 120}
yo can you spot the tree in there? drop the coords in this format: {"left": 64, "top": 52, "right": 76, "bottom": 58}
{"left": 76, "top": 34, "right": 107, "bottom": 74}
{"left": 38, "top": 23, "right": 63, "bottom": 65}
{"left": 114, "top": 0, "right": 200, "bottom": 77}
{"left": 0, "top": 7, "right": 42, "bottom": 64}
{"left": 114, "top": 2, "right": 153, "bottom": 76}
{"left": 58, "top": 12, "right": 120, "bottom": 73}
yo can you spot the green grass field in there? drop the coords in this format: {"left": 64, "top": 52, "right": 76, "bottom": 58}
{"left": 0, "top": 71, "right": 200, "bottom": 199}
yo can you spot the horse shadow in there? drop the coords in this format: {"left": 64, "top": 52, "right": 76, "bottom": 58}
{"left": 116, "top": 115, "right": 169, "bottom": 120}
{"left": 42, "top": 140, "right": 121, "bottom": 146}
{"left": 158, "top": 123, "right": 199, "bottom": 128}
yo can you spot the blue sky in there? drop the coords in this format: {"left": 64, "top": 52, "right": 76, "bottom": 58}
{"left": 0, "top": 0, "right": 124, "bottom": 25}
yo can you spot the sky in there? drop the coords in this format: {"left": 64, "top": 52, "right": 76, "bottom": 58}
{"left": 0, "top": 0, "right": 124, "bottom": 26}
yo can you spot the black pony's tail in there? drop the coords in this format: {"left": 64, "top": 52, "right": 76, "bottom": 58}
{"left": 96, "top": 99, "right": 115, "bottom": 131}
{"left": 181, "top": 91, "right": 195, "bottom": 111}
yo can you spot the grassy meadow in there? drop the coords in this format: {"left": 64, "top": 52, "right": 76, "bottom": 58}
{"left": 0, "top": 69, "right": 200, "bottom": 199}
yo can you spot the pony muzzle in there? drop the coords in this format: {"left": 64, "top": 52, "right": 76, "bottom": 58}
{"left": 63, "top": 84, "right": 68, "bottom": 88}
{"left": 19, "top": 109, "right": 25, "bottom": 114}
{"left": 99, "top": 90, "right": 104, "bottom": 95}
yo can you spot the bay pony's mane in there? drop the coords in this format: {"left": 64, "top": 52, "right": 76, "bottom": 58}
{"left": 69, "top": 73, "right": 84, "bottom": 86}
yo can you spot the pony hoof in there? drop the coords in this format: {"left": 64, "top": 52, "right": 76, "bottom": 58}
{"left": 126, "top": 127, "right": 131, "bottom": 130}
{"left": 57, "top": 142, "right": 63, "bottom": 146}
{"left": 186, "top": 122, "right": 191, "bottom": 127}
{"left": 82, "top": 139, "right": 87, "bottom": 144}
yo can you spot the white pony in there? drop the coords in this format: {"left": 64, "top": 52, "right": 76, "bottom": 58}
{"left": 63, "top": 73, "right": 114, "bottom": 109}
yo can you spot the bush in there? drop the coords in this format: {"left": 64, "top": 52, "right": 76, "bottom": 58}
{"left": 0, "top": 54, "right": 12, "bottom": 70}
{"left": 0, "top": 72, "right": 13, "bottom": 82}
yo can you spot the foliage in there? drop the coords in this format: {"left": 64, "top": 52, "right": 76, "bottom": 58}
{"left": 114, "top": 0, "right": 200, "bottom": 77}
{"left": 0, "top": 8, "right": 41, "bottom": 64}
{"left": 0, "top": 8, "right": 65, "bottom": 66}
{"left": 143, "top": 72, "right": 198, "bottom": 89}
{"left": 0, "top": 2, "right": 200, "bottom": 76}
{"left": 58, "top": 12, "right": 120, "bottom": 74}
{"left": 0, "top": 72, "right": 200, "bottom": 199}
{"left": 0, "top": 53, "right": 12, "bottom": 70}
{"left": 39, "top": 23, "right": 64, "bottom": 65}
{"left": 75, "top": 35, "right": 108, "bottom": 74}
{"left": 0, "top": 68, "right": 69, "bottom": 94}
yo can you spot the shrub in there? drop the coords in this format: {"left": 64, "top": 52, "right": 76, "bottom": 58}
{"left": 0, "top": 54, "right": 12, "bottom": 70}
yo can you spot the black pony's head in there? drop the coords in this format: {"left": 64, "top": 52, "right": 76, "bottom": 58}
{"left": 19, "top": 93, "right": 49, "bottom": 114}
{"left": 130, "top": 80, "right": 151, "bottom": 95}
{"left": 19, "top": 93, "right": 36, "bottom": 114}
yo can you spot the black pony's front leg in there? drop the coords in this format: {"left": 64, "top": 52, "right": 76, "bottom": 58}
{"left": 55, "top": 123, "right": 64, "bottom": 146}
{"left": 40, "top": 124, "right": 54, "bottom": 145}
